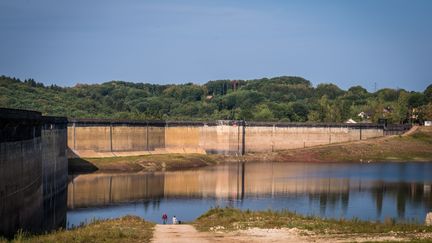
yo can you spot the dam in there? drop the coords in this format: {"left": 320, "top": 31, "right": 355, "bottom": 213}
{"left": 0, "top": 108, "right": 68, "bottom": 237}
{"left": 68, "top": 119, "right": 409, "bottom": 157}
{"left": 0, "top": 108, "right": 411, "bottom": 236}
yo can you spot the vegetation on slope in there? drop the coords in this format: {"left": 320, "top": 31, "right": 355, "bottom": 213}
{"left": 1, "top": 216, "right": 154, "bottom": 243}
{"left": 1, "top": 75, "right": 431, "bottom": 123}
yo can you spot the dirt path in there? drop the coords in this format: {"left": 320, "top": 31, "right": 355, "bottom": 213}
{"left": 402, "top": 125, "right": 419, "bottom": 136}
{"left": 151, "top": 224, "right": 307, "bottom": 243}
{"left": 151, "top": 224, "right": 431, "bottom": 242}
{"left": 151, "top": 224, "right": 215, "bottom": 243}
{"left": 151, "top": 224, "right": 306, "bottom": 243}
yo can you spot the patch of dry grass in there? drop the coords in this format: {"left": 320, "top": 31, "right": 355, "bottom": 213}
{"left": 3, "top": 216, "right": 154, "bottom": 243}
{"left": 194, "top": 208, "right": 432, "bottom": 238}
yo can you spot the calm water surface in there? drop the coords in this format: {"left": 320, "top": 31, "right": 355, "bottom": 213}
{"left": 67, "top": 162, "right": 432, "bottom": 227}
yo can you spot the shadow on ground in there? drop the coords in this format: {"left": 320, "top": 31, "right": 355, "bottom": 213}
{"left": 68, "top": 148, "right": 98, "bottom": 175}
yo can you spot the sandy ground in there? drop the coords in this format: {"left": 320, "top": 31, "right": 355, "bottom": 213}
{"left": 151, "top": 224, "right": 305, "bottom": 243}
{"left": 151, "top": 224, "right": 432, "bottom": 243}
{"left": 151, "top": 225, "right": 215, "bottom": 243}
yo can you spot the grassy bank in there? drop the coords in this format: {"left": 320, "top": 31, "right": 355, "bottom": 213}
{"left": 194, "top": 207, "right": 432, "bottom": 241}
{"left": 69, "top": 127, "right": 432, "bottom": 174}
{"left": 2, "top": 210, "right": 431, "bottom": 242}
{"left": 1, "top": 216, "right": 154, "bottom": 243}
{"left": 195, "top": 207, "right": 432, "bottom": 233}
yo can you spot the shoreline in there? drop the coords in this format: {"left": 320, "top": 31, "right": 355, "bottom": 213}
{"left": 5, "top": 208, "right": 432, "bottom": 243}
{"left": 68, "top": 126, "right": 432, "bottom": 175}
{"left": 69, "top": 153, "right": 432, "bottom": 175}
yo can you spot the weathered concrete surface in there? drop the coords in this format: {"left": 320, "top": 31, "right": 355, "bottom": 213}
{"left": 245, "top": 126, "right": 383, "bottom": 153}
{"left": 41, "top": 123, "right": 68, "bottom": 229}
{"left": 203, "top": 124, "right": 241, "bottom": 155}
{"left": 74, "top": 126, "right": 111, "bottom": 151}
{"left": 0, "top": 108, "right": 68, "bottom": 237}
{"left": 165, "top": 126, "right": 204, "bottom": 153}
{"left": 68, "top": 122, "right": 166, "bottom": 156}
{"left": 112, "top": 126, "right": 148, "bottom": 151}
{"left": 68, "top": 119, "right": 395, "bottom": 158}
{"left": 0, "top": 138, "right": 43, "bottom": 236}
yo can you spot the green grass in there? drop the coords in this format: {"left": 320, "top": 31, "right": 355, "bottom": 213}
{"left": 194, "top": 207, "right": 432, "bottom": 235}
{"left": 1, "top": 216, "right": 154, "bottom": 243}
{"left": 408, "top": 132, "right": 432, "bottom": 144}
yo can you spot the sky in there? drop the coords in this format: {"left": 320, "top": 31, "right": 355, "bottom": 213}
{"left": 0, "top": 0, "right": 431, "bottom": 92}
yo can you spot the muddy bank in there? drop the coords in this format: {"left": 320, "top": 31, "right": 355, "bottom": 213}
{"left": 68, "top": 153, "right": 224, "bottom": 174}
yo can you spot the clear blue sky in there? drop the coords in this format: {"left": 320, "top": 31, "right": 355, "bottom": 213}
{"left": 0, "top": 0, "right": 431, "bottom": 91}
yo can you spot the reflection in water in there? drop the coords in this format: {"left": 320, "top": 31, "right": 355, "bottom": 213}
{"left": 68, "top": 173, "right": 164, "bottom": 208}
{"left": 67, "top": 162, "right": 432, "bottom": 226}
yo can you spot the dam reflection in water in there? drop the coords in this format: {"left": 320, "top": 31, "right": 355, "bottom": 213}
{"left": 67, "top": 162, "right": 432, "bottom": 227}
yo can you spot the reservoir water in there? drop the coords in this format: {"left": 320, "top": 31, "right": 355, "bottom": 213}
{"left": 67, "top": 162, "right": 432, "bottom": 227}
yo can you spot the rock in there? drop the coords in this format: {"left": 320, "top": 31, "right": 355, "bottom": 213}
{"left": 426, "top": 212, "right": 432, "bottom": 226}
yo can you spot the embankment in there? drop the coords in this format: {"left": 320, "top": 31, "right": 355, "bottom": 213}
{"left": 0, "top": 108, "right": 68, "bottom": 237}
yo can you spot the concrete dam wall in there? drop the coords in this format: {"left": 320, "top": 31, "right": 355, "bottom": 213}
{"left": 0, "top": 108, "right": 68, "bottom": 237}
{"left": 68, "top": 119, "right": 394, "bottom": 157}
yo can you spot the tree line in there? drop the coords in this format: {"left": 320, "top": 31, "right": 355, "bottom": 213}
{"left": 1, "top": 75, "right": 431, "bottom": 124}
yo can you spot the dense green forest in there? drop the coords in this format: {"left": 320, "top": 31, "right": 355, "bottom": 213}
{"left": 0, "top": 75, "right": 431, "bottom": 123}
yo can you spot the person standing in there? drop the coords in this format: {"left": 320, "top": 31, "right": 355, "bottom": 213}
{"left": 172, "top": 215, "right": 177, "bottom": 224}
{"left": 162, "top": 213, "right": 168, "bottom": 224}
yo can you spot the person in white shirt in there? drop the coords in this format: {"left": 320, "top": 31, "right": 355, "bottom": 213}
{"left": 172, "top": 215, "right": 178, "bottom": 224}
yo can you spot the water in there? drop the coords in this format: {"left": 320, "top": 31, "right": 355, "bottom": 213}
{"left": 67, "top": 162, "right": 432, "bottom": 227}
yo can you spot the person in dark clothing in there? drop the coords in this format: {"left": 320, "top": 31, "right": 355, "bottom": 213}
{"left": 162, "top": 213, "right": 168, "bottom": 224}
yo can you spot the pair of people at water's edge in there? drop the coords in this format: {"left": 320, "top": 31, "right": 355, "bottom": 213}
{"left": 162, "top": 213, "right": 181, "bottom": 224}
